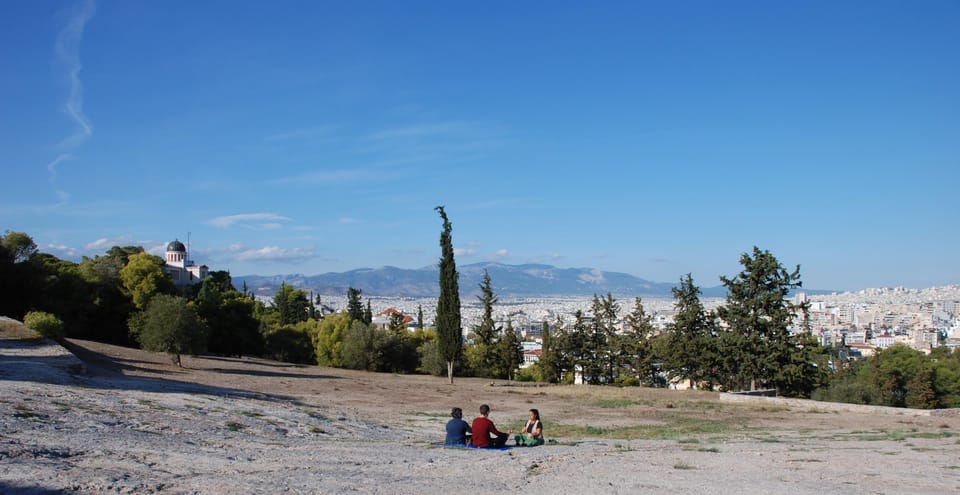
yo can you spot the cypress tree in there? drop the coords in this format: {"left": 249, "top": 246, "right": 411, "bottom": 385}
{"left": 434, "top": 206, "right": 462, "bottom": 384}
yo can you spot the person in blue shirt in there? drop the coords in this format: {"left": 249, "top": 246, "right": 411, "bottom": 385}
{"left": 444, "top": 407, "right": 472, "bottom": 446}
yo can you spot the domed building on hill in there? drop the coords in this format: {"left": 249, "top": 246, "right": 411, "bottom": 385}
{"left": 163, "top": 239, "right": 208, "bottom": 286}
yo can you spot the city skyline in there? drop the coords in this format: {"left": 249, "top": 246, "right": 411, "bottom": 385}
{"left": 2, "top": 1, "right": 958, "bottom": 292}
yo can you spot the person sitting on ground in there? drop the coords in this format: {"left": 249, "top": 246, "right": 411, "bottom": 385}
{"left": 513, "top": 408, "right": 544, "bottom": 446}
{"left": 444, "top": 407, "right": 472, "bottom": 446}
{"left": 471, "top": 404, "right": 509, "bottom": 448}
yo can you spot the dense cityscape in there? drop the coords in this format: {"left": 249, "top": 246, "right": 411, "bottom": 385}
{"left": 323, "top": 284, "right": 960, "bottom": 359}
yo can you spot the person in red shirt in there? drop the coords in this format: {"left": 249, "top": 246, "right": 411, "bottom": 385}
{"left": 471, "top": 404, "right": 509, "bottom": 448}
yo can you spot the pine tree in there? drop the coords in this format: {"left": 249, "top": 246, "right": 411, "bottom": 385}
{"left": 550, "top": 314, "right": 572, "bottom": 383}
{"left": 716, "top": 247, "right": 806, "bottom": 393}
{"left": 364, "top": 301, "right": 373, "bottom": 325}
{"left": 273, "top": 283, "right": 309, "bottom": 326}
{"left": 417, "top": 304, "right": 424, "bottom": 330}
{"left": 588, "top": 293, "right": 619, "bottom": 384}
{"left": 664, "top": 274, "right": 714, "bottom": 389}
{"left": 470, "top": 269, "right": 499, "bottom": 376}
{"left": 495, "top": 320, "right": 523, "bottom": 380}
{"left": 535, "top": 320, "right": 562, "bottom": 383}
{"left": 563, "top": 310, "right": 591, "bottom": 384}
{"left": 622, "top": 297, "right": 656, "bottom": 384}
{"left": 434, "top": 206, "right": 462, "bottom": 384}
{"left": 346, "top": 287, "right": 364, "bottom": 322}
{"left": 388, "top": 311, "right": 406, "bottom": 335}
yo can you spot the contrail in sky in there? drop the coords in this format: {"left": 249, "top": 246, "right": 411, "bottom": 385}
{"left": 48, "top": 0, "right": 96, "bottom": 205}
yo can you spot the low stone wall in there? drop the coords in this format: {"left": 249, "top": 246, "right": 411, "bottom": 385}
{"left": 719, "top": 392, "right": 960, "bottom": 417}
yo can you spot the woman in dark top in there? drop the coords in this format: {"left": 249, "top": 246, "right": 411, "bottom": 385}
{"left": 513, "top": 408, "right": 544, "bottom": 446}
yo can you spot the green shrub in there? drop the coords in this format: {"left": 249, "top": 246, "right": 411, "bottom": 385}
{"left": 418, "top": 340, "right": 445, "bottom": 376}
{"left": 514, "top": 366, "right": 541, "bottom": 382}
{"left": 23, "top": 311, "right": 65, "bottom": 341}
{"left": 264, "top": 326, "right": 315, "bottom": 364}
{"left": 615, "top": 375, "right": 641, "bottom": 387}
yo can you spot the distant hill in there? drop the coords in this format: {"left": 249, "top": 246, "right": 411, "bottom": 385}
{"left": 234, "top": 262, "right": 735, "bottom": 299}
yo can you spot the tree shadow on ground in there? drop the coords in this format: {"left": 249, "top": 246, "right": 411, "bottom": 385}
{"left": 205, "top": 367, "right": 340, "bottom": 380}
{"left": 0, "top": 482, "right": 70, "bottom": 495}
{"left": 0, "top": 339, "right": 342, "bottom": 405}
{"left": 202, "top": 354, "right": 313, "bottom": 369}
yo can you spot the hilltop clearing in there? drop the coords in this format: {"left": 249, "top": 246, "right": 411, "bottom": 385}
{"left": 2, "top": 333, "right": 959, "bottom": 494}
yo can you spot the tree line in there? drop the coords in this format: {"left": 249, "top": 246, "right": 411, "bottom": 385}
{"left": 3, "top": 224, "right": 958, "bottom": 409}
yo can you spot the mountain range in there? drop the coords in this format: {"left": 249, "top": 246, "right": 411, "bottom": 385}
{"left": 233, "top": 262, "right": 741, "bottom": 299}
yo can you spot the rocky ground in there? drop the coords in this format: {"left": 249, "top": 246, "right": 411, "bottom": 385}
{"left": 2, "top": 324, "right": 960, "bottom": 494}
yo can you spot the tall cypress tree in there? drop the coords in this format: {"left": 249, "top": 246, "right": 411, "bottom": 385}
{"left": 434, "top": 206, "right": 462, "bottom": 384}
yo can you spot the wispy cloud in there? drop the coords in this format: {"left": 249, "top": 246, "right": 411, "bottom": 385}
{"left": 338, "top": 217, "right": 358, "bottom": 224}
{"left": 269, "top": 168, "right": 390, "bottom": 186}
{"left": 492, "top": 249, "right": 510, "bottom": 259}
{"left": 234, "top": 246, "right": 316, "bottom": 263}
{"left": 85, "top": 236, "right": 131, "bottom": 251}
{"left": 265, "top": 125, "right": 338, "bottom": 142}
{"left": 462, "top": 197, "right": 531, "bottom": 212}
{"left": 454, "top": 247, "right": 477, "bottom": 257}
{"left": 45, "top": 0, "right": 96, "bottom": 207}
{"left": 356, "top": 121, "right": 506, "bottom": 167}
{"left": 42, "top": 244, "right": 80, "bottom": 259}
{"left": 45, "top": 154, "right": 73, "bottom": 205}
{"left": 207, "top": 213, "right": 292, "bottom": 229}
{"left": 368, "top": 122, "right": 471, "bottom": 140}
{"left": 268, "top": 120, "right": 500, "bottom": 188}
{"left": 55, "top": 0, "right": 96, "bottom": 150}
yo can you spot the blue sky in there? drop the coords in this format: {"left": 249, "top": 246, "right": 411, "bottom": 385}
{"left": 2, "top": 0, "right": 957, "bottom": 292}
